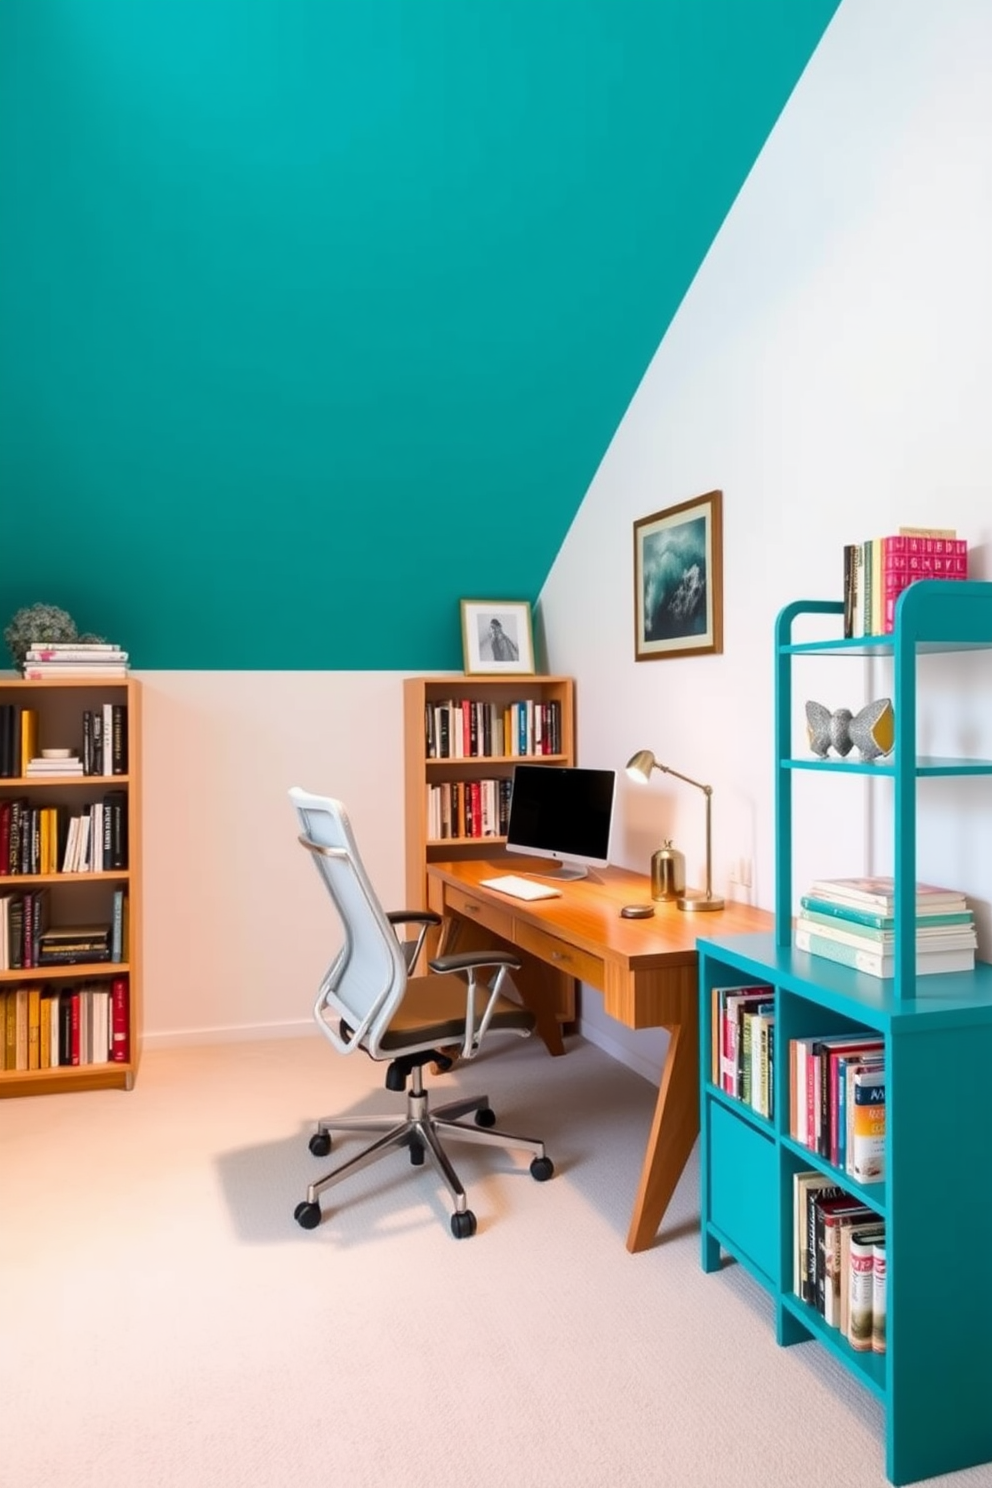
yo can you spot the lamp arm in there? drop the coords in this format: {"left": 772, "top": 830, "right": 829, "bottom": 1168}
{"left": 652, "top": 763, "right": 712, "bottom": 797}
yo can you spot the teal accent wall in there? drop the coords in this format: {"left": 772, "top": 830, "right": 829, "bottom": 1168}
{"left": 0, "top": 0, "right": 840, "bottom": 669}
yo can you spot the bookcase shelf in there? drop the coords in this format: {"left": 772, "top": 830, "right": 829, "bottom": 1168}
{"left": 403, "top": 674, "right": 575, "bottom": 908}
{"left": 403, "top": 674, "right": 576, "bottom": 1023}
{"left": 0, "top": 676, "right": 141, "bottom": 1096}
{"left": 697, "top": 580, "right": 992, "bottom": 1486}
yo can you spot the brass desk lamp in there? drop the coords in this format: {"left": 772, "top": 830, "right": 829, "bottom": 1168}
{"left": 625, "top": 749, "right": 724, "bottom": 911}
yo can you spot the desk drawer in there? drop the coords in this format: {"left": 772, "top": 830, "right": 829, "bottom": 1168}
{"left": 444, "top": 884, "right": 513, "bottom": 942}
{"left": 513, "top": 921, "right": 605, "bottom": 988}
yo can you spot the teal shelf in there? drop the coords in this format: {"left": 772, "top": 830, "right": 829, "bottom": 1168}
{"left": 784, "top": 756, "right": 992, "bottom": 777}
{"left": 780, "top": 1293, "right": 888, "bottom": 1399}
{"left": 700, "top": 578, "right": 992, "bottom": 1486}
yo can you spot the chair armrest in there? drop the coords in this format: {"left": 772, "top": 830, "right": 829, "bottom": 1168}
{"left": 387, "top": 910, "right": 443, "bottom": 973}
{"left": 428, "top": 950, "right": 523, "bottom": 1059}
{"left": 386, "top": 910, "right": 443, "bottom": 929}
{"left": 428, "top": 950, "right": 521, "bottom": 976}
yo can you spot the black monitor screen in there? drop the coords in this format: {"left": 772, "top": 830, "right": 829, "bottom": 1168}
{"left": 505, "top": 765, "right": 616, "bottom": 876}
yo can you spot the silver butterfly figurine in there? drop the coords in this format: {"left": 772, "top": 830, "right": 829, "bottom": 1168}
{"left": 805, "top": 698, "right": 894, "bottom": 762}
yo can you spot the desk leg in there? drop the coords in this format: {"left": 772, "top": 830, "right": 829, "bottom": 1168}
{"left": 625, "top": 1014, "right": 699, "bottom": 1254}
{"left": 505, "top": 958, "right": 566, "bottom": 1057}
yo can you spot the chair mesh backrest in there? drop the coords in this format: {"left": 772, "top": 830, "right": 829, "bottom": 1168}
{"left": 289, "top": 788, "right": 408, "bottom": 1054}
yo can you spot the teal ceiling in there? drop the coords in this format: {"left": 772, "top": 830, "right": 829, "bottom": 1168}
{"left": 0, "top": 0, "right": 840, "bottom": 668}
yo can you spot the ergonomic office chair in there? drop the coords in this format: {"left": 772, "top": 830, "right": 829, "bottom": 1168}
{"left": 289, "top": 788, "right": 554, "bottom": 1239}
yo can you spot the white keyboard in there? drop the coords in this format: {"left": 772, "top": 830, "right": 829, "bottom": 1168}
{"left": 480, "top": 874, "right": 562, "bottom": 902}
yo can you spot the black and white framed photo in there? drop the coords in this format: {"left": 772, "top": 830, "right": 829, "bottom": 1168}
{"left": 633, "top": 490, "right": 723, "bottom": 661}
{"left": 460, "top": 600, "right": 535, "bottom": 675}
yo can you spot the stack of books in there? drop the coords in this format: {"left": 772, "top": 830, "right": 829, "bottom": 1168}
{"left": 795, "top": 875, "right": 977, "bottom": 977}
{"left": 25, "top": 753, "right": 83, "bottom": 777}
{"left": 22, "top": 643, "right": 128, "bottom": 679}
{"left": 37, "top": 923, "right": 112, "bottom": 966}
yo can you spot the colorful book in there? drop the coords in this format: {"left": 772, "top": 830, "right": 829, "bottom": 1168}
{"left": 110, "top": 977, "right": 130, "bottom": 1063}
{"left": 849, "top": 1228, "right": 881, "bottom": 1350}
{"left": 799, "top": 894, "right": 972, "bottom": 930}
{"left": 795, "top": 915, "right": 976, "bottom": 955}
{"left": 806, "top": 876, "right": 967, "bottom": 912}
{"left": 840, "top": 1221, "right": 885, "bottom": 1340}
{"left": 792, "top": 1172, "right": 842, "bottom": 1301}
{"left": 819, "top": 1197, "right": 875, "bottom": 1322}
{"left": 850, "top": 1066, "right": 886, "bottom": 1183}
{"left": 718, "top": 987, "right": 773, "bottom": 1098}
{"left": 836, "top": 1049, "right": 884, "bottom": 1172}
{"left": 872, "top": 1238, "right": 887, "bottom": 1354}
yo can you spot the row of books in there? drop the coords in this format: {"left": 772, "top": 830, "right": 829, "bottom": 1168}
{"left": 794, "top": 1171, "right": 886, "bottom": 1353}
{"left": 0, "top": 792, "right": 129, "bottom": 876}
{"left": 711, "top": 982, "right": 775, "bottom": 1119}
{"left": 427, "top": 778, "right": 511, "bottom": 842}
{"left": 0, "top": 703, "right": 128, "bottom": 779}
{"left": 21, "top": 642, "right": 129, "bottom": 678}
{"left": 789, "top": 1030, "right": 886, "bottom": 1181}
{"left": 0, "top": 891, "right": 127, "bottom": 970}
{"left": 711, "top": 982, "right": 886, "bottom": 1183}
{"left": 425, "top": 699, "right": 563, "bottom": 760}
{"left": 0, "top": 977, "right": 130, "bottom": 1070}
{"left": 795, "top": 875, "right": 976, "bottom": 978}
{"left": 843, "top": 527, "right": 968, "bottom": 639}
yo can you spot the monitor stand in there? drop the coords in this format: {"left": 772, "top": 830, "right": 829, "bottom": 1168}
{"left": 537, "top": 861, "right": 589, "bottom": 882}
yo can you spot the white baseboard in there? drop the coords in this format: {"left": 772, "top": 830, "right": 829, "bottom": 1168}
{"left": 575, "top": 1016, "right": 663, "bottom": 1087}
{"left": 142, "top": 1020, "right": 318, "bottom": 1050}
{"left": 142, "top": 1016, "right": 664, "bottom": 1089}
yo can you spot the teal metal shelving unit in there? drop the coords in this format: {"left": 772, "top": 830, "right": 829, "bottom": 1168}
{"left": 698, "top": 580, "right": 992, "bottom": 1486}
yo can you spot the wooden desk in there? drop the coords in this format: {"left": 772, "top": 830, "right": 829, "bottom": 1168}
{"left": 426, "top": 857, "right": 772, "bottom": 1253}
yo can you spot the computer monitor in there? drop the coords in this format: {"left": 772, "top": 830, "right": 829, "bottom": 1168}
{"left": 505, "top": 764, "right": 616, "bottom": 880}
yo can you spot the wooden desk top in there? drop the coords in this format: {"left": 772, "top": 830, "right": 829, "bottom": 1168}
{"left": 427, "top": 856, "right": 773, "bottom": 970}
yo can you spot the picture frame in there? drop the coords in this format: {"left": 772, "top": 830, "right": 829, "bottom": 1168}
{"left": 633, "top": 489, "right": 723, "bottom": 661}
{"left": 460, "top": 600, "right": 536, "bottom": 676}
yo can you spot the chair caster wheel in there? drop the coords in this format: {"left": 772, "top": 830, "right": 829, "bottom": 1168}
{"left": 475, "top": 1106, "right": 497, "bottom": 1128}
{"left": 308, "top": 1132, "right": 332, "bottom": 1158}
{"left": 294, "top": 1201, "right": 322, "bottom": 1230}
{"left": 451, "top": 1210, "right": 477, "bottom": 1239}
{"left": 409, "top": 1138, "right": 425, "bottom": 1166}
{"left": 530, "top": 1156, "right": 554, "bottom": 1182}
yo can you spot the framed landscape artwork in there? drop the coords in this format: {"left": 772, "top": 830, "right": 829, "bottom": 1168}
{"left": 461, "top": 600, "right": 535, "bottom": 675}
{"left": 633, "top": 490, "right": 723, "bottom": 661}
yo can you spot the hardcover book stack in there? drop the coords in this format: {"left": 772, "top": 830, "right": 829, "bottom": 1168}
{"left": 789, "top": 1026, "right": 886, "bottom": 1181}
{"left": 795, "top": 875, "right": 976, "bottom": 978}
{"left": 37, "top": 922, "right": 112, "bottom": 966}
{"left": 711, "top": 982, "right": 775, "bottom": 1118}
{"left": 22, "top": 642, "right": 128, "bottom": 679}
{"left": 794, "top": 1170, "right": 886, "bottom": 1354}
{"left": 843, "top": 526, "right": 968, "bottom": 639}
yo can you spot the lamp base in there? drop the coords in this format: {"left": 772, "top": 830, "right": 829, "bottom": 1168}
{"left": 677, "top": 892, "right": 725, "bottom": 912}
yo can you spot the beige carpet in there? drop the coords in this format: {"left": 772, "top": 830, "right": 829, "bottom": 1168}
{"left": 2, "top": 1033, "right": 989, "bottom": 1488}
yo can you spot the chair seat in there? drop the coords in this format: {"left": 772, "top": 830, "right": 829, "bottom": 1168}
{"left": 377, "top": 976, "right": 536, "bottom": 1053}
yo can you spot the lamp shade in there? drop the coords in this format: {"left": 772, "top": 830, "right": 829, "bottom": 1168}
{"left": 626, "top": 749, "right": 657, "bottom": 782}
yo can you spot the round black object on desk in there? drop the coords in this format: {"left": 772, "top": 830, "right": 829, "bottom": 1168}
{"left": 620, "top": 904, "right": 655, "bottom": 919}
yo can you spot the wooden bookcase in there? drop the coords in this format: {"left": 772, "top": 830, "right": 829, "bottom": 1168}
{"left": 0, "top": 676, "right": 141, "bottom": 1097}
{"left": 403, "top": 674, "right": 576, "bottom": 911}
{"left": 697, "top": 580, "right": 992, "bottom": 1486}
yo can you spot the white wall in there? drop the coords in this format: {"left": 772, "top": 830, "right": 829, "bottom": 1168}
{"left": 139, "top": 672, "right": 409, "bottom": 1045}
{"left": 539, "top": 0, "right": 992, "bottom": 1077}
